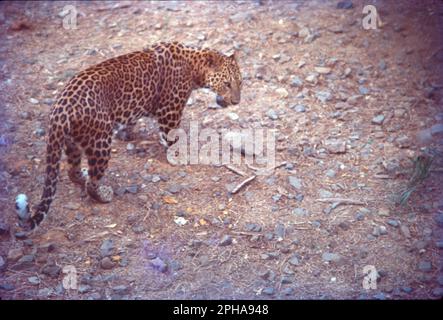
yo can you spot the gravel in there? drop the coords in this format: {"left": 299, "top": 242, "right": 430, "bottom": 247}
{"left": 288, "top": 176, "right": 302, "bottom": 190}
{"left": 417, "top": 260, "right": 432, "bottom": 273}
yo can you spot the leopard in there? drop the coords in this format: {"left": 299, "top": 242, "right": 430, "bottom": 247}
{"left": 16, "top": 42, "right": 242, "bottom": 231}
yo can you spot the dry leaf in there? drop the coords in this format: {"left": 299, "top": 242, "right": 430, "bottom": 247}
{"left": 163, "top": 196, "right": 178, "bottom": 204}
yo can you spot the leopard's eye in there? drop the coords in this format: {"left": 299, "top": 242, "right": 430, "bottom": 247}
{"left": 225, "top": 81, "right": 231, "bottom": 88}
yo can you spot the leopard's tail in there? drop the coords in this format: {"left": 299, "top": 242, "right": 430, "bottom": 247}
{"left": 16, "top": 120, "right": 66, "bottom": 231}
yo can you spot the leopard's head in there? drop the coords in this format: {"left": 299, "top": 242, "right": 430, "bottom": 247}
{"left": 205, "top": 51, "right": 242, "bottom": 108}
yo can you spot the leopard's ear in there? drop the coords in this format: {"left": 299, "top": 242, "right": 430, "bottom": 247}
{"left": 229, "top": 50, "right": 238, "bottom": 61}
{"left": 206, "top": 51, "right": 222, "bottom": 69}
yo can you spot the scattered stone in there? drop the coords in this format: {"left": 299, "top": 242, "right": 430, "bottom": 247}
{"left": 64, "top": 202, "right": 80, "bottom": 210}
{"left": 276, "top": 87, "right": 289, "bottom": 98}
{"left": 125, "top": 185, "right": 138, "bottom": 194}
{"left": 100, "top": 257, "right": 115, "bottom": 270}
{"left": 113, "top": 285, "right": 130, "bottom": 295}
{"left": 11, "top": 254, "right": 34, "bottom": 270}
{"left": 322, "top": 252, "right": 343, "bottom": 263}
{"left": 358, "top": 86, "right": 370, "bottom": 95}
{"left": 314, "top": 66, "right": 331, "bottom": 74}
{"left": 288, "top": 255, "right": 300, "bottom": 266}
{"left": 114, "top": 186, "right": 126, "bottom": 196}
{"left": 319, "top": 189, "right": 333, "bottom": 198}
{"left": 41, "top": 264, "right": 61, "bottom": 278}
{"left": 288, "top": 176, "right": 302, "bottom": 190}
{"left": 28, "top": 276, "right": 40, "bottom": 285}
{"left": 372, "top": 115, "right": 385, "bottom": 125}
{"left": 435, "top": 213, "right": 443, "bottom": 227}
{"left": 432, "top": 287, "right": 443, "bottom": 298}
{"left": 400, "top": 225, "right": 411, "bottom": 238}
{"left": 282, "top": 287, "right": 294, "bottom": 296}
{"left": 219, "top": 235, "right": 233, "bottom": 246}
{"left": 35, "top": 127, "right": 46, "bottom": 137}
{"left": 78, "top": 284, "right": 92, "bottom": 294}
{"left": 292, "top": 208, "right": 308, "bottom": 216}
{"left": 305, "top": 73, "right": 318, "bottom": 83}
{"left": 378, "top": 208, "right": 390, "bottom": 217}
{"left": 168, "top": 184, "right": 182, "bottom": 194}
{"left": 262, "top": 287, "right": 275, "bottom": 295}
{"left": 150, "top": 257, "right": 168, "bottom": 273}
{"left": 245, "top": 223, "right": 262, "bottom": 232}
{"left": 326, "top": 169, "right": 336, "bottom": 178}
{"left": 0, "top": 256, "right": 5, "bottom": 271}
{"left": 293, "top": 104, "right": 306, "bottom": 112}
{"left": 100, "top": 239, "right": 115, "bottom": 258}
{"left": 266, "top": 109, "right": 279, "bottom": 120}
{"left": 324, "top": 138, "right": 346, "bottom": 154}
{"left": 29, "top": 98, "right": 39, "bottom": 104}
{"left": 387, "top": 219, "right": 399, "bottom": 227}
{"left": 431, "top": 124, "right": 443, "bottom": 136}
{"left": 0, "top": 283, "right": 15, "bottom": 291}
{"left": 7, "top": 248, "right": 24, "bottom": 262}
{"left": 315, "top": 91, "right": 332, "bottom": 103}
{"left": 418, "top": 260, "right": 432, "bottom": 272}
{"left": 337, "top": 1, "right": 353, "bottom": 9}
{"left": 290, "top": 76, "right": 303, "bottom": 87}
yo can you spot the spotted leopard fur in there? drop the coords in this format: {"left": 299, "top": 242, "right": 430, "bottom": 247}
{"left": 18, "top": 42, "right": 242, "bottom": 230}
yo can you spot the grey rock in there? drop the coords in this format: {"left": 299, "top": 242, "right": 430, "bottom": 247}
{"left": 112, "top": 285, "right": 130, "bottom": 295}
{"left": 168, "top": 184, "right": 182, "bottom": 194}
{"left": 431, "top": 287, "right": 443, "bottom": 297}
{"left": 266, "top": 109, "right": 279, "bottom": 120}
{"left": 0, "top": 222, "right": 9, "bottom": 236}
{"left": 372, "top": 115, "right": 385, "bottom": 125}
{"left": 245, "top": 223, "right": 262, "bottom": 232}
{"left": 431, "top": 123, "right": 443, "bottom": 136}
{"left": 294, "top": 104, "right": 306, "bottom": 112}
{"left": 132, "top": 225, "right": 145, "bottom": 234}
{"left": 290, "top": 76, "right": 303, "bottom": 87}
{"left": 11, "top": 254, "right": 34, "bottom": 270}
{"left": 435, "top": 213, "right": 443, "bottom": 227}
{"left": 326, "top": 169, "right": 336, "bottom": 178}
{"left": 219, "top": 235, "right": 233, "bottom": 246}
{"left": 28, "top": 276, "right": 40, "bottom": 285}
{"left": 229, "top": 12, "right": 254, "bottom": 23}
{"left": 387, "top": 220, "right": 399, "bottom": 227}
{"left": 114, "top": 186, "right": 126, "bottom": 196}
{"left": 358, "top": 86, "right": 370, "bottom": 95}
{"left": 100, "top": 239, "right": 115, "bottom": 257}
{"left": 7, "top": 248, "right": 24, "bottom": 262}
{"left": 274, "top": 223, "right": 285, "bottom": 239}
{"left": 0, "top": 283, "right": 15, "bottom": 291}
{"left": 315, "top": 91, "right": 332, "bottom": 103}
{"left": 125, "top": 185, "right": 138, "bottom": 194}
{"left": 262, "top": 287, "right": 275, "bottom": 295}
{"left": 41, "top": 264, "right": 61, "bottom": 278}
{"left": 78, "top": 284, "right": 92, "bottom": 294}
{"left": 35, "top": 127, "right": 46, "bottom": 137}
{"left": 289, "top": 255, "right": 300, "bottom": 266}
{"left": 288, "top": 176, "right": 302, "bottom": 190}
{"left": 292, "top": 208, "right": 308, "bottom": 216}
{"left": 324, "top": 138, "right": 346, "bottom": 154}
{"left": 150, "top": 257, "right": 168, "bottom": 273}
{"left": 418, "top": 260, "right": 432, "bottom": 272}
{"left": 282, "top": 287, "right": 295, "bottom": 296}
{"left": 379, "top": 60, "right": 387, "bottom": 70}
{"left": 151, "top": 175, "right": 161, "bottom": 183}
{"left": 100, "top": 257, "right": 115, "bottom": 270}
{"left": 319, "top": 189, "right": 333, "bottom": 198}
{"left": 0, "top": 256, "right": 5, "bottom": 271}
{"left": 356, "top": 208, "right": 369, "bottom": 220}
{"left": 322, "top": 252, "right": 343, "bottom": 263}
{"left": 337, "top": 1, "right": 353, "bottom": 9}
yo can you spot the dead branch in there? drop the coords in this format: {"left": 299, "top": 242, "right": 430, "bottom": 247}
{"left": 315, "top": 198, "right": 366, "bottom": 205}
{"left": 224, "top": 164, "right": 246, "bottom": 176}
{"left": 231, "top": 175, "right": 256, "bottom": 194}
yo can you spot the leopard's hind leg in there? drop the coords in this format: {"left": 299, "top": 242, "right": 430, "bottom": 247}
{"left": 65, "top": 138, "right": 86, "bottom": 186}
{"left": 85, "top": 129, "right": 113, "bottom": 203}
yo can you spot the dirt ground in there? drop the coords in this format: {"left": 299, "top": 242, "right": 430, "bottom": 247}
{"left": 0, "top": 0, "right": 443, "bottom": 300}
